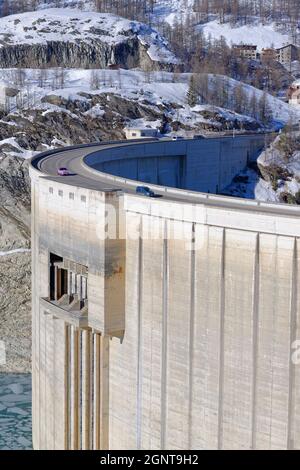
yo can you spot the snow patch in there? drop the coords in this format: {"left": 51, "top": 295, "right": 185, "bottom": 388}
{"left": 0, "top": 249, "right": 31, "bottom": 257}
{"left": 199, "top": 19, "right": 291, "bottom": 51}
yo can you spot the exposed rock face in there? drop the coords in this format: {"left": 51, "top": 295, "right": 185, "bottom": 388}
{"left": 0, "top": 9, "right": 179, "bottom": 71}
{"left": 0, "top": 155, "right": 31, "bottom": 373}
{"left": 0, "top": 38, "right": 168, "bottom": 70}
{"left": 0, "top": 252, "right": 31, "bottom": 373}
{"left": 0, "top": 155, "right": 30, "bottom": 251}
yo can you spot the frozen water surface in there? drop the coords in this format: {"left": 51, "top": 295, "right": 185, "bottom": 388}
{"left": 0, "top": 374, "right": 32, "bottom": 450}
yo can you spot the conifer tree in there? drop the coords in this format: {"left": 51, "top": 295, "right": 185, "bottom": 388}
{"left": 187, "top": 75, "right": 198, "bottom": 107}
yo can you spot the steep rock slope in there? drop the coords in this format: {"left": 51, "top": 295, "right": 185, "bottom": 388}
{"left": 0, "top": 154, "right": 31, "bottom": 373}
{"left": 257, "top": 131, "right": 300, "bottom": 203}
{"left": 0, "top": 8, "right": 178, "bottom": 70}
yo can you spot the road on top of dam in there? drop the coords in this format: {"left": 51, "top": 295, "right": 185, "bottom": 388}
{"left": 32, "top": 136, "right": 300, "bottom": 218}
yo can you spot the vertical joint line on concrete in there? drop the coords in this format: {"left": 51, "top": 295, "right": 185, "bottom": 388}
{"left": 161, "top": 220, "right": 168, "bottom": 450}
{"left": 93, "top": 333, "right": 101, "bottom": 450}
{"left": 64, "top": 323, "right": 70, "bottom": 450}
{"left": 251, "top": 233, "right": 260, "bottom": 450}
{"left": 137, "top": 217, "right": 143, "bottom": 450}
{"left": 287, "top": 238, "right": 298, "bottom": 450}
{"left": 82, "top": 329, "right": 92, "bottom": 450}
{"left": 52, "top": 317, "right": 56, "bottom": 449}
{"left": 70, "top": 326, "right": 81, "bottom": 450}
{"left": 217, "top": 228, "right": 226, "bottom": 450}
{"left": 188, "top": 223, "right": 196, "bottom": 448}
{"left": 43, "top": 312, "right": 47, "bottom": 447}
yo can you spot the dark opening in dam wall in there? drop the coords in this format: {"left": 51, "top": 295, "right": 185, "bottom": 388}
{"left": 84, "top": 136, "right": 265, "bottom": 194}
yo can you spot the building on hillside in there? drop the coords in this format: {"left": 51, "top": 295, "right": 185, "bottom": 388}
{"left": 261, "top": 48, "right": 277, "bottom": 63}
{"left": 287, "top": 80, "right": 300, "bottom": 106}
{"left": 277, "top": 44, "right": 298, "bottom": 67}
{"left": 232, "top": 44, "right": 257, "bottom": 60}
{"left": 124, "top": 126, "right": 158, "bottom": 140}
{"left": 0, "top": 82, "right": 20, "bottom": 112}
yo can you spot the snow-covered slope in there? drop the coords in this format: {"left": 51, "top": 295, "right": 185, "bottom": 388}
{"left": 224, "top": 131, "right": 300, "bottom": 204}
{"left": 0, "top": 68, "right": 297, "bottom": 162}
{"left": 32, "top": 0, "right": 195, "bottom": 25}
{"left": 208, "top": 74, "right": 300, "bottom": 125}
{"left": 0, "top": 8, "right": 178, "bottom": 67}
{"left": 198, "top": 19, "right": 291, "bottom": 51}
{"left": 0, "top": 68, "right": 283, "bottom": 159}
{"left": 152, "top": 0, "right": 196, "bottom": 26}
{"left": 257, "top": 133, "right": 300, "bottom": 201}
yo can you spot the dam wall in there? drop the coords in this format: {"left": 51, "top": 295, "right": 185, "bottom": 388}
{"left": 30, "top": 136, "right": 300, "bottom": 450}
{"left": 85, "top": 136, "right": 265, "bottom": 193}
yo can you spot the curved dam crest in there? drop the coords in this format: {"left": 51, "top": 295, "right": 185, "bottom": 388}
{"left": 29, "top": 136, "right": 300, "bottom": 450}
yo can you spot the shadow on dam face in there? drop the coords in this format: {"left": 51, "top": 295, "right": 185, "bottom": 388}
{"left": 84, "top": 137, "right": 265, "bottom": 194}
{"left": 102, "top": 154, "right": 186, "bottom": 188}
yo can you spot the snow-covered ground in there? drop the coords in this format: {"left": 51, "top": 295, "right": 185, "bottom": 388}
{"left": 0, "top": 249, "right": 31, "bottom": 257}
{"left": 225, "top": 132, "right": 300, "bottom": 203}
{"left": 152, "top": 0, "right": 196, "bottom": 26}
{"left": 0, "top": 68, "right": 297, "bottom": 147}
{"left": 36, "top": 0, "right": 196, "bottom": 27}
{"left": 0, "top": 68, "right": 297, "bottom": 125}
{"left": 0, "top": 8, "right": 178, "bottom": 65}
{"left": 223, "top": 167, "right": 278, "bottom": 202}
{"left": 0, "top": 68, "right": 298, "bottom": 162}
{"left": 198, "top": 19, "right": 292, "bottom": 50}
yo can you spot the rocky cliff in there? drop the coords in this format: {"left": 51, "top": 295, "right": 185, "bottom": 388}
{"left": 0, "top": 8, "right": 179, "bottom": 71}
{"left": 0, "top": 154, "right": 31, "bottom": 373}
{"left": 0, "top": 39, "right": 153, "bottom": 70}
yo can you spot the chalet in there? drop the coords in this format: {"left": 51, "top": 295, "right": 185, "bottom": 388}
{"left": 261, "top": 48, "right": 277, "bottom": 63}
{"left": 288, "top": 80, "right": 300, "bottom": 106}
{"left": 232, "top": 44, "right": 257, "bottom": 60}
{"left": 277, "top": 44, "right": 298, "bottom": 66}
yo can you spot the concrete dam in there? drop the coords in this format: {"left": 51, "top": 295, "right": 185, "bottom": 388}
{"left": 29, "top": 135, "right": 300, "bottom": 450}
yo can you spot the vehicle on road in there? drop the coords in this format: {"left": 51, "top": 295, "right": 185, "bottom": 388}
{"left": 57, "top": 167, "right": 71, "bottom": 176}
{"left": 136, "top": 186, "right": 156, "bottom": 197}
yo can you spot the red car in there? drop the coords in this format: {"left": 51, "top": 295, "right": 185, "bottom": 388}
{"left": 57, "top": 167, "right": 70, "bottom": 176}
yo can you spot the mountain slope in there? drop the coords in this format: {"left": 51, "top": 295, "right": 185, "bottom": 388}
{"left": 0, "top": 8, "right": 178, "bottom": 70}
{"left": 198, "top": 19, "right": 291, "bottom": 51}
